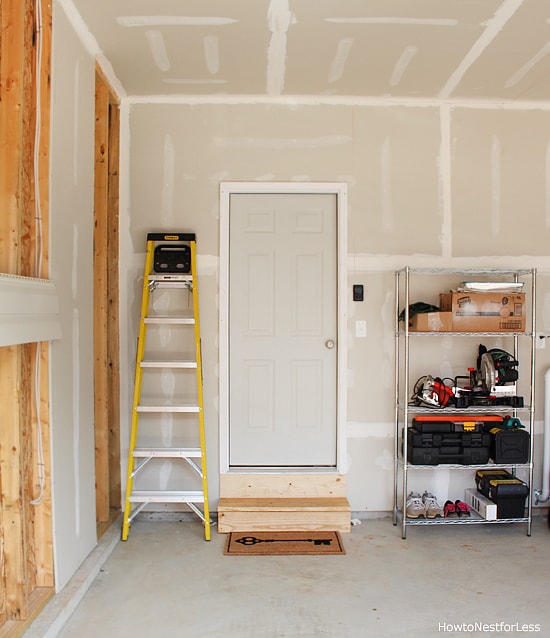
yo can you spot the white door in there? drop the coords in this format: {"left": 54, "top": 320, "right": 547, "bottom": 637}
{"left": 228, "top": 192, "right": 338, "bottom": 467}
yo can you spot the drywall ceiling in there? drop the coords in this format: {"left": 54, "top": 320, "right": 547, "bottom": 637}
{"left": 68, "top": 0, "right": 550, "bottom": 101}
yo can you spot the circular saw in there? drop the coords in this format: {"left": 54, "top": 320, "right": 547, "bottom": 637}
{"left": 478, "top": 345, "right": 518, "bottom": 397}
{"left": 479, "top": 352, "right": 497, "bottom": 393}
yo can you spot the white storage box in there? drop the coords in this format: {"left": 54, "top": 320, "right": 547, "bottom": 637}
{"left": 464, "top": 488, "right": 497, "bottom": 521}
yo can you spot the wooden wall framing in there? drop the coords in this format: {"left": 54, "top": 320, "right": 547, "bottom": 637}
{"left": 0, "top": 0, "right": 54, "bottom": 633}
{"left": 0, "top": 3, "right": 122, "bottom": 632}
{"left": 94, "top": 67, "right": 121, "bottom": 535}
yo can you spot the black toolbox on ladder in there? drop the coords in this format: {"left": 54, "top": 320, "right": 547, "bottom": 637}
{"left": 153, "top": 244, "right": 191, "bottom": 273}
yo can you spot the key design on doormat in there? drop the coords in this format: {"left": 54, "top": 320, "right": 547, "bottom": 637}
{"left": 235, "top": 535, "right": 333, "bottom": 546}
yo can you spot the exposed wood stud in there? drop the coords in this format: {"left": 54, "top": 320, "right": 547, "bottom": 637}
{"left": 0, "top": 0, "right": 54, "bottom": 629}
{"left": 32, "top": 0, "right": 54, "bottom": 592}
{"left": 94, "top": 67, "right": 121, "bottom": 530}
{"left": 94, "top": 70, "right": 111, "bottom": 524}
{"left": 107, "top": 99, "right": 121, "bottom": 514}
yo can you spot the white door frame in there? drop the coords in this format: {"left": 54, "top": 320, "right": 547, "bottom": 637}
{"left": 219, "top": 182, "right": 348, "bottom": 473}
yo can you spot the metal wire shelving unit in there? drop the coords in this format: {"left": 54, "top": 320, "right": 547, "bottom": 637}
{"left": 394, "top": 267, "right": 536, "bottom": 539}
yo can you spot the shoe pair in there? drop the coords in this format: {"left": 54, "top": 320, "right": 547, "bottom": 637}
{"left": 443, "top": 500, "right": 471, "bottom": 518}
{"left": 406, "top": 491, "right": 444, "bottom": 519}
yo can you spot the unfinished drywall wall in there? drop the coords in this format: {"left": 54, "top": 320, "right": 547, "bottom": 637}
{"left": 451, "top": 108, "right": 550, "bottom": 256}
{"left": 122, "top": 100, "right": 550, "bottom": 515}
{"left": 49, "top": 4, "right": 97, "bottom": 590}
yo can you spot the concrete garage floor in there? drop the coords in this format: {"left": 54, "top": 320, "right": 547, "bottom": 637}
{"left": 27, "top": 515, "right": 550, "bottom": 638}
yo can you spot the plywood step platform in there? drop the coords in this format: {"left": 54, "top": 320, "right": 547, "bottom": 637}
{"left": 217, "top": 497, "right": 351, "bottom": 533}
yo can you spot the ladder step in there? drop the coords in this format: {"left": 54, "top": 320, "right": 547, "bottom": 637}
{"left": 141, "top": 360, "right": 197, "bottom": 368}
{"left": 148, "top": 280, "right": 193, "bottom": 290}
{"left": 148, "top": 274, "right": 192, "bottom": 282}
{"left": 144, "top": 316, "right": 195, "bottom": 325}
{"left": 136, "top": 404, "right": 200, "bottom": 413}
{"left": 133, "top": 447, "right": 202, "bottom": 458}
{"left": 130, "top": 490, "right": 205, "bottom": 503}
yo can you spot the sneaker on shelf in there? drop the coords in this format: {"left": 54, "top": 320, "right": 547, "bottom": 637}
{"left": 443, "top": 500, "right": 458, "bottom": 518}
{"left": 406, "top": 492, "right": 426, "bottom": 519}
{"left": 455, "top": 500, "right": 471, "bottom": 517}
{"left": 422, "top": 491, "right": 444, "bottom": 519}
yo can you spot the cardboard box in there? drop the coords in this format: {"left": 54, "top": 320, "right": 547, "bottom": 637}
{"left": 409, "top": 311, "right": 453, "bottom": 332}
{"left": 464, "top": 488, "right": 497, "bottom": 521}
{"left": 439, "top": 292, "right": 525, "bottom": 332}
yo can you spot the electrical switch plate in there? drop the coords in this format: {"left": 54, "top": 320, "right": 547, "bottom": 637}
{"left": 353, "top": 284, "right": 364, "bottom": 301}
{"left": 355, "top": 320, "right": 367, "bottom": 338}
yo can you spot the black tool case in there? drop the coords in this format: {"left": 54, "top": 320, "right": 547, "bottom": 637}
{"left": 475, "top": 468, "right": 513, "bottom": 492}
{"left": 406, "top": 427, "right": 491, "bottom": 465}
{"left": 475, "top": 469, "right": 529, "bottom": 518}
{"left": 411, "top": 415, "right": 502, "bottom": 434}
{"left": 486, "top": 428, "right": 530, "bottom": 464}
{"left": 408, "top": 445, "right": 491, "bottom": 465}
{"left": 407, "top": 428, "right": 492, "bottom": 448}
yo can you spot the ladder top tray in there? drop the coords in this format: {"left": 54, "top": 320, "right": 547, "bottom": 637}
{"left": 147, "top": 232, "right": 196, "bottom": 242}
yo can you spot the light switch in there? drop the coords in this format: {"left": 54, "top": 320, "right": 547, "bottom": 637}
{"left": 355, "top": 320, "right": 367, "bottom": 338}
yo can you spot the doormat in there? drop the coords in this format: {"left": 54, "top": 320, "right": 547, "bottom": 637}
{"left": 224, "top": 531, "right": 345, "bottom": 556}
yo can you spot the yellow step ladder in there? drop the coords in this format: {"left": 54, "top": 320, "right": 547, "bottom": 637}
{"left": 122, "top": 232, "right": 211, "bottom": 541}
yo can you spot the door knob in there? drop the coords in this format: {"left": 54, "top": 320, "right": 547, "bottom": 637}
{"left": 325, "top": 339, "right": 335, "bottom": 349}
